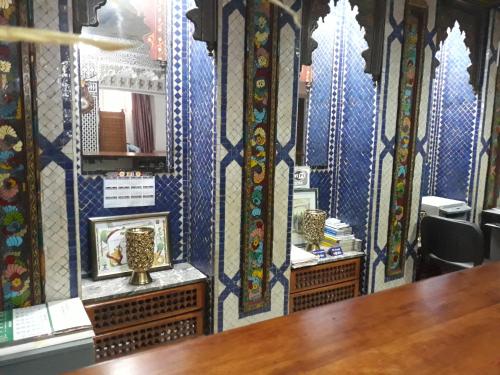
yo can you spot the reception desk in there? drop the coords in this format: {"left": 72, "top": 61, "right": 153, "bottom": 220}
{"left": 70, "top": 262, "right": 500, "bottom": 374}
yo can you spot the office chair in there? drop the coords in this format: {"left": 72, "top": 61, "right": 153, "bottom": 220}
{"left": 419, "top": 215, "right": 484, "bottom": 276}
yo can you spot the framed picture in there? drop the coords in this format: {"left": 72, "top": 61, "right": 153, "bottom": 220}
{"left": 292, "top": 188, "right": 319, "bottom": 246}
{"left": 89, "top": 212, "right": 172, "bottom": 280}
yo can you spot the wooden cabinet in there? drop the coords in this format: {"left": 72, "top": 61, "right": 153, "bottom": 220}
{"left": 84, "top": 281, "right": 205, "bottom": 362}
{"left": 290, "top": 257, "right": 361, "bottom": 313}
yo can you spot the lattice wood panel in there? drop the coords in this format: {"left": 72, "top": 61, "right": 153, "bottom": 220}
{"left": 290, "top": 280, "right": 358, "bottom": 313}
{"left": 85, "top": 282, "right": 205, "bottom": 334}
{"left": 94, "top": 311, "right": 204, "bottom": 362}
{"left": 290, "top": 258, "right": 360, "bottom": 293}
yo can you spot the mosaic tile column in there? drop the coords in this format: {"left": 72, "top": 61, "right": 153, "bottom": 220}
{"left": 214, "top": 0, "right": 300, "bottom": 331}
{"left": 0, "top": 0, "right": 43, "bottom": 309}
{"left": 385, "top": 0, "right": 427, "bottom": 277}
{"left": 369, "top": 0, "right": 436, "bottom": 292}
{"left": 34, "top": 0, "right": 79, "bottom": 300}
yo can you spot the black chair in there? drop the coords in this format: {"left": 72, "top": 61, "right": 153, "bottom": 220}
{"left": 419, "top": 215, "right": 484, "bottom": 276}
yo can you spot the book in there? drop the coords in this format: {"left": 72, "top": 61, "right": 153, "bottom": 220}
{"left": 324, "top": 234, "right": 355, "bottom": 241}
{"left": 47, "top": 298, "right": 92, "bottom": 334}
{"left": 325, "top": 227, "right": 353, "bottom": 236}
{"left": 0, "top": 298, "right": 92, "bottom": 347}
{"left": 325, "top": 223, "right": 351, "bottom": 230}
{"left": 325, "top": 218, "right": 341, "bottom": 226}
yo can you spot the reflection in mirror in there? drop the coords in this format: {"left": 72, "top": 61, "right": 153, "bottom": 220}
{"left": 79, "top": 0, "right": 169, "bottom": 173}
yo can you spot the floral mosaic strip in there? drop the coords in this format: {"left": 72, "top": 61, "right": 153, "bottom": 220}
{"left": 240, "top": 0, "right": 278, "bottom": 312}
{"left": 386, "top": 3, "right": 427, "bottom": 277}
{"left": 0, "top": 1, "right": 40, "bottom": 309}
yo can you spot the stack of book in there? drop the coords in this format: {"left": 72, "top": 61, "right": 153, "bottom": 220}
{"left": 321, "top": 218, "right": 360, "bottom": 252}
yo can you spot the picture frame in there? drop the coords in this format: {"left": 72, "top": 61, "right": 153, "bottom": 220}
{"left": 89, "top": 212, "right": 172, "bottom": 280}
{"left": 292, "top": 188, "right": 319, "bottom": 246}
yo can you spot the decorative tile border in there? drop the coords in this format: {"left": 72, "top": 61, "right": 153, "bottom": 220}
{"left": 386, "top": 0, "right": 427, "bottom": 277}
{"left": 0, "top": 0, "right": 42, "bottom": 309}
{"left": 240, "top": 0, "right": 279, "bottom": 313}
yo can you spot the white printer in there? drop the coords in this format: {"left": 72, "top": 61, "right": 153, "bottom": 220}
{"left": 421, "top": 196, "right": 471, "bottom": 220}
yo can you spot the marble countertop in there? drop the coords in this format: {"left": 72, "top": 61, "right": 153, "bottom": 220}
{"left": 81, "top": 263, "right": 207, "bottom": 304}
{"left": 291, "top": 251, "right": 365, "bottom": 269}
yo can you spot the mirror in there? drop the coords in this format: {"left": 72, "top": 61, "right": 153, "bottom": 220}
{"left": 79, "top": 0, "right": 169, "bottom": 173}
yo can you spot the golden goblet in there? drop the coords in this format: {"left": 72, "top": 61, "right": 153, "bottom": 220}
{"left": 126, "top": 227, "right": 155, "bottom": 285}
{"left": 303, "top": 209, "right": 327, "bottom": 252}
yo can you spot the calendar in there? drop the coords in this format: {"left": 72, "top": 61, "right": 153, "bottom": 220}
{"left": 12, "top": 304, "right": 52, "bottom": 341}
{"left": 103, "top": 175, "right": 155, "bottom": 208}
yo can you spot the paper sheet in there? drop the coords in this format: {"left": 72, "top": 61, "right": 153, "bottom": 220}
{"left": 13, "top": 305, "right": 52, "bottom": 341}
{"left": 104, "top": 176, "right": 155, "bottom": 208}
{"left": 47, "top": 298, "right": 92, "bottom": 333}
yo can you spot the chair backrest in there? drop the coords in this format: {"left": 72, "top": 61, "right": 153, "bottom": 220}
{"left": 421, "top": 215, "right": 484, "bottom": 266}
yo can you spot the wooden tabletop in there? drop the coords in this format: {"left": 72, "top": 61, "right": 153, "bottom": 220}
{"left": 71, "top": 262, "right": 500, "bottom": 375}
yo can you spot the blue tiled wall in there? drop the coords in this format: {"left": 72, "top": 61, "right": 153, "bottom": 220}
{"left": 424, "top": 24, "right": 479, "bottom": 205}
{"left": 308, "top": 0, "right": 376, "bottom": 244}
{"left": 187, "top": 9, "right": 217, "bottom": 277}
{"left": 306, "top": 7, "right": 335, "bottom": 167}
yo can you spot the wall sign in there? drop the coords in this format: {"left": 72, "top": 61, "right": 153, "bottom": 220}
{"left": 240, "top": 0, "right": 279, "bottom": 313}
{"left": 293, "top": 166, "right": 311, "bottom": 189}
{"left": 386, "top": 0, "right": 427, "bottom": 277}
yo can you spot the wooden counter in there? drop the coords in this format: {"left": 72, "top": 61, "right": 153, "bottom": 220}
{"left": 70, "top": 262, "right": 500, "bottom": 374}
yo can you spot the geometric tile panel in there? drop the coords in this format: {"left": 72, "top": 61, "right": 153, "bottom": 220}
{"left": 80, "top": 81, "right": 99, "bottom": 153}
{"left": 42, "top": 163, "right": 71, "bottom": 301}
{"left": 306, "top": 5, "right": 335, "bottom": 167}
{"left": 215, "top": 0, "right": 246, "bottom": 333}
{"left": 214, "top": 0, "right": 300, "bottom": 332}
{"left": 34, "top": 0, "right": 79, "bottom": 300}
{"left": 370, "top": 0, "right": 414, "bottom": 293}
{"left": 334, "top": 0, "right": 376, "bottom": 245}
{"left": 188, "top": 27, "right": 216, "bottom": 277}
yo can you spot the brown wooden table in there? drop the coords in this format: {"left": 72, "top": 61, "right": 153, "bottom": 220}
{"left": 70, "top": 262, "right": 500, "bottom": 374}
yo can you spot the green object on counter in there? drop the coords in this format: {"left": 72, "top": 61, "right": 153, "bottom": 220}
{"left": 0, "top": 310, "right": 13, "bottom": 344}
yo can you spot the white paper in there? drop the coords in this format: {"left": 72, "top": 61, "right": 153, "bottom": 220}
{"left": 291, "top": 245, "right": 318, "bottom": 266}
{"left": 13, "top": 305, "right": 52, "bottom": 341}
{"left": 104, "top": 176, "right": 155, "bottom": 208}
{"left": 47, "top": 298, "right": 92, "bottom": 333}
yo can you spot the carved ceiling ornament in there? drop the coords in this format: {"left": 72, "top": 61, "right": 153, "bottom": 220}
{"left": 434, "top": 0, "right": 490, "bottom": 94}
{"left": 73, "top": 0, "right": 107, "bottom": 34}
{"left": 301, "top": 0, "right": 387, "bottom": 82}
{"left": 186, "top": 0, "right": 218, "bottom": 56}
{"left": 300, "top": 0, "right": 331, "bottom": 66}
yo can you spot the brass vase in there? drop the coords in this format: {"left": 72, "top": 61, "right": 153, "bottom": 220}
{"left": 126, "top": 227, "right": 155, "bottom": 285}
{"left": 303, "top": 209, "right": 327, "bottom": 252}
